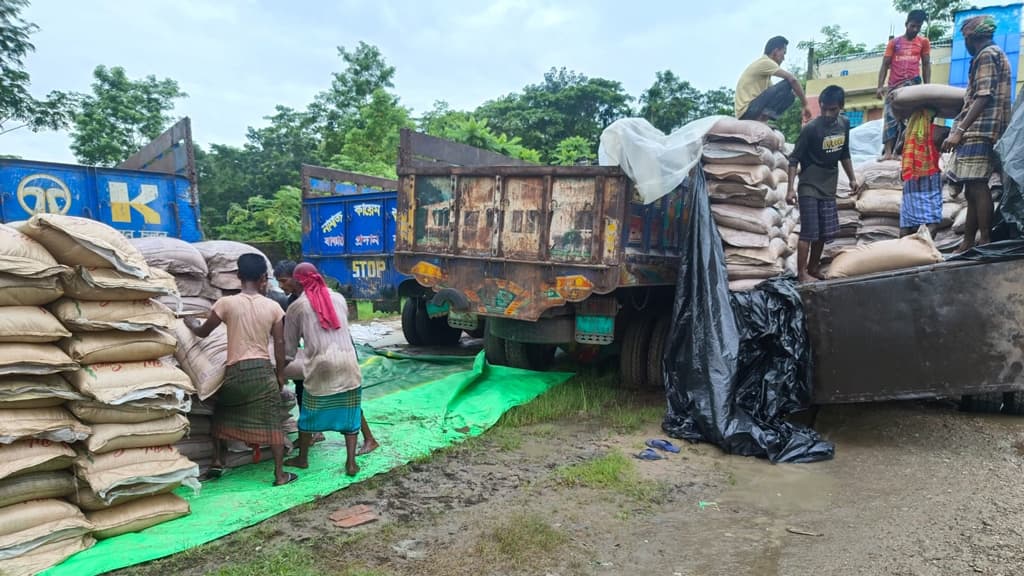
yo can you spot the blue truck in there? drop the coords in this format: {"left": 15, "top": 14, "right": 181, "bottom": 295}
{"left": 0, "top": 118, "right": 203, "bottom": 241}
{"left": 300, "top": 164, "right": 474, "bottom": 346}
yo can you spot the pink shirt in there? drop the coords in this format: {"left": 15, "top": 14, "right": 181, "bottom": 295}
{"left": 211, "top": 293, "right": 284, "bottom": 366}
{"left": 885, "top": 36, "right": 930, "bottom": 86}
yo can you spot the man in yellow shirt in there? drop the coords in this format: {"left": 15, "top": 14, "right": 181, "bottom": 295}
{"left": 735, "top": 36, "right": 812, "bottom": 122}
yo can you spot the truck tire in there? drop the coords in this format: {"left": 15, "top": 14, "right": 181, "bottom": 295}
{"left": 505, "top": 341, "right": 556, "bottom": 371}
{"left": 466, "top": 320, "right": 486, "bottom": 340}
{"left": 646, "top": 315, "right": 671, "bottom": 391}
{"left": 961, "top": 392, "right": 1006, "bottom": 414}
{"left": 620, "top": 315, "right": 656, "bottom": 389}
{"left": 432, "top": 316, "right": 463, "bottom": 347}
{"left": 485, "top": 330, "right": 508, "bottom": 366}
{"left": 401, "top": 298, "right": 424, "bottom": 346}
{"left": 413, "top": 298, "right": 438, "bottom": 346}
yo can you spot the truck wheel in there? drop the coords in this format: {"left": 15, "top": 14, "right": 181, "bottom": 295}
{"left": 505, "top": 341, "right": 556, "bottom": 371}
{"left": 485, "top": 330, "right": 508, "bottom": 366}
{"left": 466, "top": 320, "right": 486, "bottom": 340}
{"left": 646, "top": 316, "right": 671, "bottom": 391}
{"left": 401, "top": 298, "right": 424, "bottom": 346}
{"left": 961, "top": 393, "right": 1006, "bottom": 413}
{"left": 620, "top": 315, "right": 656, "bottom": 389}
{"left": 432, "top": 316, "right": 463, "bottom": 347}
{"left": 1004, "top": 392, "right": 1024, "bottom": 415}
{"left": 413, "top": 298, "right": 439, "bottom": 346}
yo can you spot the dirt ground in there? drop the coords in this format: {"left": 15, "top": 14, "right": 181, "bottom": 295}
{"left": 116, "top": 321, "right": 1024, "bottom": 576}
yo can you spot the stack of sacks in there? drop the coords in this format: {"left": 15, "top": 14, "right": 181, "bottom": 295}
{"left": 130, "top": 237, "right": 213, "bottom": 306}
{"left": 193, "top": 241, "right": 275, "bottom": 300}
{"left": 703, "top": 118, "right": 795, "bottom": 291}
{"left": 0, "top": 223, "right": 94, "bottom": 574}
{"left": 18, "top": 215, "right": 195, "bottom": 536}
{"left": 935, "top": 179, "right": 969, "bottom": 253}
{"left": 826, "top": 225, "right": 944, "bottom": 279}
{"left": 835, "top": 160, "right": 903, "bottom": 245}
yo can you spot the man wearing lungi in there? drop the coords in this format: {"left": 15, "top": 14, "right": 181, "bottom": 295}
{"left": 877, "top": 10, "right": 932, "bottom": 160}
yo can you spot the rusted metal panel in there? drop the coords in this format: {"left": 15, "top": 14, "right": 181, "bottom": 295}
{"left": 412, "top": 176, "right": 454, "bottom": 253}
{"left": 116, "top": 117, "right": 197, "bottom": 208}
{"left": 499, "top": 176, "right": 546, "bottom": 260}
{"left": 453, "top": 175, "right": 497, "bottom": 257}
{"left": 300, "top": 164, "right": 397, "bottom": 199}
{"left": 800, "top": 259, "right": 1024, "bottom": 404}
{"left": 399, "top": 129, "right": 533, "bottom": 169}
{"left": 548, "top": 178, "right": 597, "bottom": 264}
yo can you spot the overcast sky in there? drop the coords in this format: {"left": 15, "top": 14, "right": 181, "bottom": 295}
{"left": 5, "top": 0, "right": 1004, "bottom": 163}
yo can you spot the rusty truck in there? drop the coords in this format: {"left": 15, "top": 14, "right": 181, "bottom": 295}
{"left": 394, "top": 130, "right": 683, "bottom": 385}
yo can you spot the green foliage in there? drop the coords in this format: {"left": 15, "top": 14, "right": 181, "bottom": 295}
{"left": 0, "top": 0, "right": 77, "bottom": 136}
{"left": 476, "top": 67, "right": 633, "bottom": 161}
{"left": 329, "top": 88, "right": 413, "bottom": 179}
{"left": 215, "top": 186, "right": 302, "bottom": 258}
{"left": 69, "top": 65, "right": 186, "bottom": 166}
{"left": 892, "top": 0, "right": 967, "bottom": 41}
{"left": 798, "top": 25, "right": 868, "bottom": 64}
{"left": 639, "top": 70, "right": 737, "bottom": 133}
{"left": 551, "top": 136, "right": 595, "bottom": 166}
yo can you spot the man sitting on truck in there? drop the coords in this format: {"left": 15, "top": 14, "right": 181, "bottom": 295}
{"left": 787, "top": 85, "right": 862, "bottom": 282}
{"left": 876, "top": 10, "right": 932, "bottom": 160}
{"left": 735, "top": 36, "right": 813, "bottom": 123}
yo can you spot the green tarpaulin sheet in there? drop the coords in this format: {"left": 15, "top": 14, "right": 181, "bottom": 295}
{"left": 42, "top": 350, "right": 572, "bottom": 576}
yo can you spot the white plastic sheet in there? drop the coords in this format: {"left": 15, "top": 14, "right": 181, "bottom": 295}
{"left": 598, "top": 116, "right": 729, "bottom": 204}
{"left": 849, "top": 119, "right": 883, "bottom": 166}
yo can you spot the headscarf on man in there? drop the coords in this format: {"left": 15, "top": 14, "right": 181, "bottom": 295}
{"left": 293, "top": 262, "right": 341, "bottom": 330}
{"left": 961, "top": 15, "right": 997, "bottom": 38}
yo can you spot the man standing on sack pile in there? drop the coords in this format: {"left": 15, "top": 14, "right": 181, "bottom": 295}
{"left": 942, "top": 15, "right": 1013, "bottom": 251}
{"left": 876, "top": 10, "right": 932, "bottom": 160}
{"left": 735, "top": 36, "right": 813, "bottom": 123}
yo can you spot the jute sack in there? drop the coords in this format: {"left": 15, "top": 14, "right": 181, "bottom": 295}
{"left": 890, "top": 84, "right": 966, "bottom": 120}
{"left": 719, "top": 226, "right": 773, "bottom": 249}
{"left": 0, "top": 306, "right": 71, "bottom": 343}
{"left": 174, "top": 437, "right": 214, "bottom": 464}
{"left": 0, "top": 224, "right": 68, "bottom": 279}
{"left": 195, "top": 241, "right": 273, "bottom": 290}
{"left": 70, "top": 481, "right": 180, "bottom": 512}
{"left": 0, "top": 407, "right": 91, "bottom": 445}
{"left": 62, "top": 266, "right": 178, "bottom": 301}
{"left": 727, "top": 259, "right": 785, "bottom": 280}
{"left": 856, "top": 160, "right": 903, "bottom": 189}
{"left": 704, "top": 163, "right": 776, "bottom": 188}
{"left": 772, "top": 150, "right": 789, "bottom": 171}
{"left": 22, "top": 214, "right": 149, "bottom": 278}
{"left": 710, "top": 204, "right": 781, "bottom": 235}
{"left": 827, "top": 225, "right": 943, "bottom": 279}
{"left": 64, "top": 360, "right": 195, "bottom": 406}
{"left": 773, "top": 168, "right": 789, "bottom": 184}
{"left": 856, "top": 188, "right": 902, "bottom": 217}
{"left": 172, "top": 320, "right": 228, "bottom": 400}
{"left": 838, "top": 209, "right": 861, "bottom": 228}
{"left": 86, "top": 414, "right": 190, "bottom": 454}
{"left": 130, "top": 237, "right": 208, "bottom": 276}
{"left": 0, "top": 374, "right": 85, "bottom": 409}
{"left": 173, "top": 273, "right": 207, "bottom": 298}
{"left": 0, "top": 499, "right": 93, "bottom": 564}
{"left": 50, "top": 298, "right": 175, "bottom": 333}
{"left": 87, "top": 492, "right": 190, "bottom": 539}
{"left": 702, "top": 141, "right": 774, "bottom": 166}
{"left": 707, "top": 118, "right": 785, "bottom": 151}
{"left": 940, "top": 202, "right": 961, "bottom": 228}
{"left": 0, "top": 439, "right": 76, "bottom": 481}
{"left": 75, "top": 445, "right": 200, "bottom": 504}
{"left": 860, "top": 216, "right": 901, "bottom": 228}
{"left": 0, "top": 470, "right": 75, "bottom": 508}
{"left": 0, "top": 343, "right": 77, "bottom": 376}
{"left": 0, "top": 534, "right": 94, "bottom": 576}
{"left": 708, "top": 181, "right": 785, "bottom": 208}
{"left": 0, "top": 273, "right": 64, "bottom": 307}
{"left": 158, "top": 296, "right": 213, "bottom": 318}
{"left": 68, "top": 400, "right": 179, "bottom": 425}
{"left": 60, "top": 329, "right": 177, "bottom": 365}
{"left": 725, "top": 237, "right": 789, "bottom": 266}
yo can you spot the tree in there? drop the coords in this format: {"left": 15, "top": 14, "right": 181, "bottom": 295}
{"left": 244, "top": 105, "right": 322, "bottom": 196}
{"left": 311, "top": 42, "right": 397, "bottom": 159}
{"left": 69, "top": 65, "right": 186, "bottom": 166}
{"left": 195, "top": 144, "right": 256, "bottom": 230}
{"left": 0, "top": 0, "right": 76, "bottom": 136}
{"left": 699, "top": 87, "right": 736, "bottom": 117}
{"left": 215, "top": 186, "right": 302, "bottom": 259}
{"left": 425, "top": 115, "right": 540, "bottom": 163}
{"left": 892, "top": 0, "right": 967, "bottom": 41}
{"left": 476, "top": 68, "right": 633, "bottom": 160}
{"left": 551, "top": 136, "right": 595, "bottom": 166}
{"left": 639, "top": 71, "right": 703, "bottom": 133}
{"left": 418, "top": 100, "right": 472, "bottom": 137}
{"left": 329, "top": 88, "right": 413, "bottom": 179}
{"left": 798, "top": 25, "right": 868, "bottom": 66}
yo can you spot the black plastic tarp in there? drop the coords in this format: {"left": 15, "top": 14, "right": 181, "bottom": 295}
{"left": 992, "top": 89, "right": 1024, "bottom": 241}
{"left": 661, "top": 166, "right": 834, "bottom": 463}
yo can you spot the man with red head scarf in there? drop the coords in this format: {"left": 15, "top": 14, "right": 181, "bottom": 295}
{"left": 282, "top": 262, "right": 378, "bottom": 476}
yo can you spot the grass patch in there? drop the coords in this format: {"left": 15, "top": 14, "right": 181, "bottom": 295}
{"left": 497, "top": 372, "right": 664, "bottom": 432}
{"left": 207, "top": 543, "right": 320, "bottom": 576}
{"left": 476, "top": 513, "right": 567, "bottom": 567}
{"left": 557, "top": 451, "right": 667, "bottom": 504}
{"left": 355, "top": 300, "right": 400, "bottom": 321}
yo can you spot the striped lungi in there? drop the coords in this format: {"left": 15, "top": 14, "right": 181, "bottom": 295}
{"left": 212, "top": 359, "right": 285, "bottom": 446}
{"left": 298, "top": 388, "right": 362, "bottom": 435}
{"left": 798, "top": 196, "right": 839, "bottom": 242}
{"left": 901, "top": 173, "right": 943, "bottom": 228}
{"left": 948, "top": 137, "right": 998, "bottom": 183}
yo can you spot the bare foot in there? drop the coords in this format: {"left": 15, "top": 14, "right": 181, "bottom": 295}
{"left": 954, "top": 242, "right": 975, "bottom": 254}
{"left": 311, "top": 432, "right": 326, "bottom": 444}
{"left": 283, "top": 456, "right": 308, "bottom": 469}
{"left": 345, "top": 462, "right": 360, "bottom": 477}
{"left": 799, "top": 273, "right": 817, "bottom": 283}
{"left": 806, "top": 267, "right": 826, "bottom": 280}
{"left": 357, "top": 439, "right": 379, "bottom": 456}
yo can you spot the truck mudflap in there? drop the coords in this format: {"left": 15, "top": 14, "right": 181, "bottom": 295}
{"left": 800, "top": 257, "right": 1024, "bottom": 404}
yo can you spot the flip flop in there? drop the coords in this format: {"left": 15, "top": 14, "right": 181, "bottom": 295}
{"left": 634, "top": 448, "right": 664, "bottom": 461}
{"left": 273, "top": 472, "right": 299, "bottom": 487}
{"left": 646, "top": 439, "right": 681, "bottom": 454}
{"left": 204, "top": 466, "right": 224, "bottom": 480}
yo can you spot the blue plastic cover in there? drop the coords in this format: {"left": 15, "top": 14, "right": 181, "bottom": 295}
{"left": 950, "top": 4, "right": 1021, "bottom": 104}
